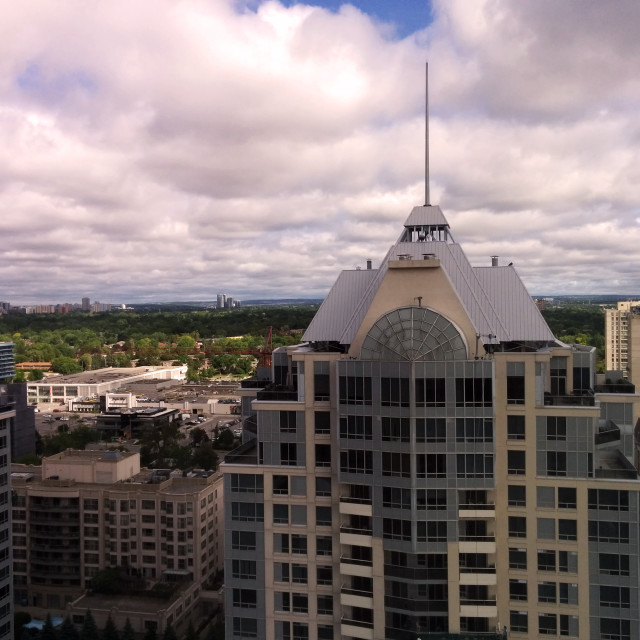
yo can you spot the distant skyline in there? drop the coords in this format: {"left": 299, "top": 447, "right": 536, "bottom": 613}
{"left": 3, "top": 0, "right": 640, "bottom": 303}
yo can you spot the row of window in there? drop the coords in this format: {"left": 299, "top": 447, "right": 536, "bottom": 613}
{"left": 509, "top": 611, "right": 578, "bottom": 636}
{"left": 339, "top": 375, "right": 492, "bottom": 407}
{"left": 508, "top": 517, "right": 577, "bottom": 541}
{"left": 340, "top": 451, "right": 494, "bottom": 478}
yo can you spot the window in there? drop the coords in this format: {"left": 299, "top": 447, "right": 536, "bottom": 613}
{"left": 456, "top": 418, "right": 493, "bottom": 442}
{"left": 314, "top": 362, "right": 330, "bottom": 401}
{"left": 381, "top": 417, "right": 409, "bottom": 442}
{"left": 340, "top": 415, "right": 372, "bottom": 440}
{"left": 291, "top": 535, "right": 307, "bottom": 555}
{"left": 537, "top": 518, "right": 555, "bottom": 540}
{"left": 455, "top": 376, "right": 492, "bottom": 407}
{"left": 274, "top": 534, "right": 290, "bottom": 554}
{"left": 508, "top": 516, "right": 526, "bottom": 538}
{"left": 509, "top": 579, "right": 527, "bottom": 601}
{"left": 588, "top": 489, "right": 629, "bottom": 511}
{"left": 416, "top": 418, "right": 446, "bottom": 443}
{"left": 550, "top": 357, "right": 567, "bottom": 396}
{"left": 510, "top": 611, "right": 528, "bottom": 633}
{"left": 316, "top": 506, "right": 332, "bottom": 527}
{"left": 232, "top": 588, "right": 257, "bottom": 609}
{"left": 507, "top": 415, "right": 526, "bottom": 440}
{"left": 417, "top": 453, "right": 446, "bottom": 478}
{"left": 315, "top": 477, "right": 331, "bottom": 497}
{"left": 456, "top": 454, "right": 493, "bottom": 478}
{"left": 273, "top": 475, "right": 288, "bottom": 495}
{"left": 509, "top": 548, "right": 527, "bottom": 570}
{"left": 383, "top": 487, "right": 411, "bottom": 510}
{"left": 536, "top": 486, "right": 554, "bottom": 508}
{"left": 314, "top": 411, "right": 330, "bottom": 435}
{"left": 558, "top": 551, "right": 578, "bottom": 573}
{"left": 291, "top": 564, "right": 307, "bottom": 584}
{"left": 316, "top": 565, "right": 332, "bottom": 585}
{"left": 232, "top": 618, "right": 257, "bottom": 638}
{"left": 560, "top": 614, "right": 579, "bottom": 637}
{"left": 274, "top": 563, "right": 289, "bottom": 582}
{"left": 231, "top": 474, "right": 264, "bottom": 494}
{"left": 600, "top": 586, "right": 630, "bottom": 608}
{"left": 280, "top": 411, "right": 297, "bottom": 433}
{"left": 415, "top": 377, "right": 446, "bottom": 407}
{"left": 507, "top": 362, "right": 525, "bottom": 404}
{"left": 317, "top": 625, "right": 333, "bottom": 640}
{"left": 340, "top": 450, "right": 372, "bottom": 475}
{"left": 317, "top": 595, "right": 333, "bottom": 615}
{"left": 315, "top": 444, "right": 331, "bottom": 468}
{"left": 507, "top": 450, "right": 525, "bottom": 475}
{"left": 423, "top": 489, "right": 447, "bottom": 510}
{"left": 339, "top": 375, "right": 372, "bottom": 405}
{"left": 508, "top": 485, "right": 526, "bottom": 507}
{"left": 539, "top": 613, "right": 557, "bottom": 636}
{"left": 558, "top": 487, "right": 576, "bottom": 509}
{"left": 273, "top": 504, "right": 289, "bottom": 524}
{"left": 292, "top": 623, "right": 308, "bottom": 640}
{"left": 382, "top": 452, "right": 411, "bottom": 478}
{"left": 547, "top": 451, "right": 567, "bottom": 476}
{"left": 600, "top": 618, "right": 630, "bottom": 640}
{"left": 546, "top": 416, "right": 567, "bottom": 440}
{"left": 589, "top": 521, "right": 629, "bottom": 543}
{"left": 381, "top": 377, "right": 409, "bottom": 407}
{"left": 280, "top": 443, "right": 298, "bottom": 466}
{"left": 291, "top": 477, "right": 306, "bottom": 496}
{"left": 384, "top": 518, "right": 411, "bottom": 541}
{"left": 231, "top": 503, "right": 264, "bottom": 522}
{"left": 559, "top": 582, "right": 578, "bottom": 605}
{"left": 538, "top": 581, "right": 556, "bottom": 603}
{"left": 537, "top": 550, "right": 556, "bottom": 572}
{"left": 316, "top": 536, "right": 332, "bottom": 556}
{"left": 417, "top": 521, "right": 447, "bottom": 542}
{"left": 291, "top": 505, "right": 306, "bottom": 526}
{"left": 558, "top": 519, "right": 577, "bottom": 541}
{"left": 275, "top": 592, "right": 290, "bottom": 612}
{"left": 599, "top": 553, "right": 630, "bottom": 576}
{"left": 292, "top": 593, "right": 308, "bottom": 613}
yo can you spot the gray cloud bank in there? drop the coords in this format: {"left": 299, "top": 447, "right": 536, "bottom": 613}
{"left": 2, "top": 0, "right": 640, "bottom": 303}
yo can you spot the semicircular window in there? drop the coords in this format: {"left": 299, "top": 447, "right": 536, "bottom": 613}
{"left": 360, "top": 307, "right": 467, "bottom": 361}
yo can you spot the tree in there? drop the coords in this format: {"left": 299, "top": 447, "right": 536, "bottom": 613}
{"left": 51, "top": 356, "right": 82, "bottom": 374}
{"left": 28, "top": 369, "right": 45, "bottom": 381}
{"left": 102, "top": 615, "right": 120, "bottom": 640}
{"left": 58, "top": 616, "right": 80, "bottom": 640}
{"left": 121, "top": 619, "right": 136, "bottom": 640}
{"left": 12, "top": 370, "right": 26, "bottom": 383}
{"left": 191, "top": 441, "right": 218, "bottom": 471}
{"left": 143, "top": 626, "right": 157, "bottom": 640}
{"left": 190, "top": 427, "right": 208, "bottom": 447}
{"left": 80, "top": 610, "right": 98, "bottom": 640}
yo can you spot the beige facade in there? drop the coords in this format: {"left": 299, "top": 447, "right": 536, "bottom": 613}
{"left": 224, "top": 206, "right": 640, "bottom": 640}
{"left": 12, "top": 451, "right": 224, "bottom": 634}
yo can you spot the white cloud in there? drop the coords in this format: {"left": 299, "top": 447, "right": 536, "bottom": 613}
{"left": 1, "top": 0, "right": 640, "bottom": 304}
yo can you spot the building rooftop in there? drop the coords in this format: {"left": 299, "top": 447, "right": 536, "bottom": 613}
{"left": 27, "top": 366, "right": 183, "bottom": 386}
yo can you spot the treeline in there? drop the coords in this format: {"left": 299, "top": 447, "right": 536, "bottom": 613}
{"left": 541, "top": 305, "right": 605, "bottom": 371}
{"left": 0, "top": 306, "right": 319, "bottom": 380}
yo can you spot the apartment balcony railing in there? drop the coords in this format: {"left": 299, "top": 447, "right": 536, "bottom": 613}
{"left": 340, "top": 556, "right": 373, "bottom": 567}
{"left": 459, "top": 566, "right": 496, "bottom": 573}
{"left": 240, "top": 378, "right": 267, "bottom": 389}
{"left": 594, "top": 382, "right": 636, "bottom": 394}
{"left": 255, "top": 385, "right": 298, "bottom": 401}
{"left": 340, "top": 526, "right": 373, "bottom": 536}
{"left": 543, "top": 392, "right": 595, "bottom": 407}
{"left": 342, "top": 586, "right": 374, "bottom": 598}
{"left": 340, "top": 496, "right": 373, "bottom": 506}
{"left": 341, "top": 618, "right": 373, "bottom": 630}
{"left": 458, "top": 503, "right": 495, "bottom": 510}
{"left": 458, "top": 534, "right": 495, "bottom": 542}
{"left": 460, "top": 598, "right": 496, "bottom": 606}
{"left": 595, "top": 425, "right": 621, "bottom": 446}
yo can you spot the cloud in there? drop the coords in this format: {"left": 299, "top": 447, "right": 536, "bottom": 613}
{"left": 1, "top": 0, "right": 640, "bottom": 305}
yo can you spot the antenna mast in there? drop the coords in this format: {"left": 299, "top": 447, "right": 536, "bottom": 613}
{"left": 425, "top": 61, "right": 430, "bottom": 206}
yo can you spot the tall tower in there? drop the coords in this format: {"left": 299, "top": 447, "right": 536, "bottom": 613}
{"left": 82, "top": 297, "right": 91, "bottom": 311}
{"left": 217, "top": 294, "right": 227, "bottom": 309}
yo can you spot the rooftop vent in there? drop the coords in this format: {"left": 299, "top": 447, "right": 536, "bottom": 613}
{"left": 491, "top": 256, "right": 499, "bottom": 267}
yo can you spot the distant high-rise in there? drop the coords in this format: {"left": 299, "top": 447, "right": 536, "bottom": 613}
{"left": 82, "top": 297, "right": 91, "bottom": 311}
{"left": 217, "top": 294, "right": 226, "bottom": 309}
{"left": 605, "top": 301, "right": 640, "bottom": 381}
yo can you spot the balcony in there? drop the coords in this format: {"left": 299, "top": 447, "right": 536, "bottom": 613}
{"left": 341, "top": 622, "right": 374, "bottom": 640}
{"left": 223, "top": 440, "right": 258, "bottom": 465}
{"left": 339, "top": 500, "right": 373, "bottom": 517}
{"left": 595, "top": 420, "right": 621, "bottom": 446}
{"left": 595, "top": 449, "right": 638, "bottom": 480}
{"left": 240, "top": 378, "right": 267, "bottom": 389}
{"left": 458, "top": 503, "right": 495, "bottom": 519}
{"left": 543, "top": 392, "right": 595, "bottom": 407}
{"left": 594, "top": 382, "right": 636, "bottom": 394}
{"left": 255, "top": 385, "right": 298, "bottom": 402}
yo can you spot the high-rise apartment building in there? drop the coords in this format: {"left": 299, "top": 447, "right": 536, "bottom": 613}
{"left": 218, "top": 294, "right": 227, "bottom": 309}
{"left": 0, "top": 344, "right": 14, "bottom": 639}
{"left": 605, "top": 301, "right": 640, "bottom": 382}
{"left": 223, "top": 206, "right": 640, "bottom": 640}
{"left": 82, "top": 297, "right": 91, "bottom": 311}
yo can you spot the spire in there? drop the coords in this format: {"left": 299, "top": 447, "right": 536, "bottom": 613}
{"left": 424, "top": 61, "right": 430, "bottom": 207}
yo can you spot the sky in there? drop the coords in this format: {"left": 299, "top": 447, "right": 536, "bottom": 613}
{"left": 2, "top": 0, "right": 640, "bottom": 304}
